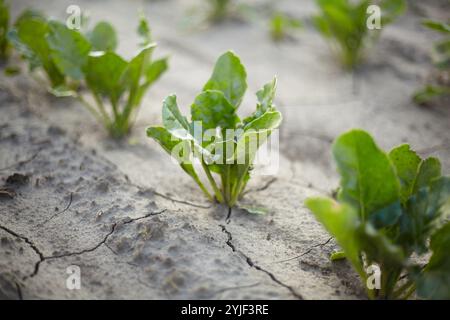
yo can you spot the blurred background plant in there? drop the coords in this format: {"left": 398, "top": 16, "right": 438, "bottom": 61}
{"left": 7, "top": 9, "right": 168, "bottom": 138}
{"left": 0, "top": 0, "right": 10, "bottom": 61}
{"left": 269, "top": 11, "right": 302, "bottom": 42}
{"left": 313, "top": 0, "right": 406, "bottom": 69}
{"left": 413, "top": 20, "right": 450, "bottom": 106}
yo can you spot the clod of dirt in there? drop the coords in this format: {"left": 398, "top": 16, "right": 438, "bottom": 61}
{"left": 6, "top": 173, "right": 30, "bottom": 186}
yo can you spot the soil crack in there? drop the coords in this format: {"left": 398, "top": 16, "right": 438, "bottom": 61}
{"left": 219, "top": 222, "right": 303, "bottom": 300}
{"left": 274, "top": 237, "right": 333, "bottom": 264}
{"left": 1, "top": 209, "right": 166, "bottom": 281}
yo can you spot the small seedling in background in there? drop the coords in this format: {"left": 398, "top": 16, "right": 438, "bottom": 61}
{"left": 270, "top": 12, "right": 302, "bottom": 42}
{"left": 413, "top": 20, "right": 450, "bottom": 105}
{"left": 313, "top": 0, "right": 405, "bottom": 69}
{"left": 147, "top": 51, "right": 282, "bottom": 207}
{"left": 9, "top": 12, "right": 168, "bottom": 138}
{"left": 306, "top": 129, "right": 450, "bottom": 299}
{"left": 208, "top": 0, "right": 232, "bottom": 22}
{"left": 0, "top": 0, "right": 10, "bottom": 61}
{"left": 8, "top": 10, "right": 69, "bottom": 88}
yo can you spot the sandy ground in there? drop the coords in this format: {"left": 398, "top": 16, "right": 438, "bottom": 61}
{"left": 0, "top": 0, "right": 449, "bottom": 299}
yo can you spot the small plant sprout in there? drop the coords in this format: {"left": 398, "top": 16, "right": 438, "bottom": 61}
{"left": 0, "top": 0, "right": 10, "bottom": 61}
{"left": 306, "top": 129, "right": 450, "bottom": 299}
{"left": 9, "top": 12, "right": 168, "bottom": 138}
{"left": 313, "top": 0, "right": 406, "bottom": 69}
{"left": 208, "top": 0, "right": 232, "bottom": 22}
{"left": 413, "top": 20, "right": 450, "bottom": 105}
{"left": 147, "top": 51, "right": 282, "bottom": 207}
{"left": 269, "top": 12, "right": 302, "bottom": 42}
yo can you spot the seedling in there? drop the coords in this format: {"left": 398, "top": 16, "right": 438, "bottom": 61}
{"left": 0, "top": 0, "right": 10, "bottom": 61}
{"left": 413, "top": 20, "right": 450, "bottom": 105}
{"left": 147, "top": 51, "right": 282, "bottom": 207}
{"left": 208, "top": 0, "right": 232, "bottom": 22}
{"left": 313, "top": 0, "right": 405, "bottom": 69}
{"left": 269, "top": 12, "right": 302, "bottom": 42}
{"left": 306, "top": 129, "right": 450, "bottom": 299}
{"left": 9, "top": 12, "right": 168, "bottom": 138}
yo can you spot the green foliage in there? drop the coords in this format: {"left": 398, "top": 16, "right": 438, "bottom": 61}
{"left": 313, "top": 0, "right": 405, "bottom": 68}
{"left": 208, "top": 0, "right": 232, "bottom": 22}
{"left": 9, "top": 13, "right": 168, "bottom": 138}
{"left": 0, "top": 0, "right": 10, "bottom": 60}
{"left": 413, "top": 20, "right": 450, "bottom": 105}
{"left": 147, "top": 51, "right": 282, "bottom": 207}
{"left": 269, "top": 12, "right": 302, "bottom": 42}
{"left": 8, "top": 10, "right": 65, "bottom": 87}
{"left": 306, "top": 129, "right": 450, "bottom": 299}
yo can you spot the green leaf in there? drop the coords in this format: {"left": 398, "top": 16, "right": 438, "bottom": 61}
{"left": 416, "top": 222, "right": 450, "bottom": 299}
{"left": 244, "top": 110, "right": 282, "bottom": 131}
{"left": 162, "top": 94, "right": 190, "bottom": 132}
{"left": 84, "top": 51, "right": 128, "bottom": 103}
{"left": 137, "top": 13, "right": 152, "bottom": 46}
{"left": 413, "top": 85, "right": 450, "bottom": 104}
{"left": 412, "top": 157, "right": 441, "bottom": 194}
{"left": 203, "top": 51, "right": 247, "bottom": 107}
{"left": 398, "top": 177, "right": 450, "bottom": 254}
{"left": 388, "top": 144, "right": 422, "bottom": 203}
{"left": 191, "top": 90, "right": 239, "bottom": 131}
{"left": 332, "top": 129, "right": 400, "bottom": 220}
{"left": 0, "top": 0, "right": 10, "bottom": 59}
{"left": 145, "top": 57, "right": 169, "bottom": 85}
{"left": 243, "top": 78, "right": 277, "bottom": 125}
{"left": 47, "top": 21, "right": 91, "bottom": 80}
{"left": 87, "top": 21, "right": 117, "bottom": 51}
{"left": 359, "top": 223, "right": 405, "bottom": 267}
{"left": 147, "top": 126, "right": 210, "bottom": 198}
{"left": 305, "top": 197, "right": 364, "bottom": 277}
{"left": 9, "top": 11, "right": 64, "bottom": 86}
{"left": 422, "top": 20, "right": 450, "bottom": 34}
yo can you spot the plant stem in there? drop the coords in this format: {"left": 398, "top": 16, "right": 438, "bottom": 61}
{"left": 77, "top": 94, "right": 110, "bottom": 129}
{"left": 201, "top": 160, "right": 224, "bottom": 203}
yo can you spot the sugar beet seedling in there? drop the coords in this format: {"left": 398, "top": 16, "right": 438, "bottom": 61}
{"left": 8, "top": 12, "right": 168, "bottom": 138}
{"left": 313, "top": 0, "right": 405, "bottom": 69}
{"left": 306, "top": 129, "right": 450, "bottom": 299}
{"left": 147, "top": 51, "right": 282, "bottom": 207}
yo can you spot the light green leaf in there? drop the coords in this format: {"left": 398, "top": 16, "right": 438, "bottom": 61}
{"left": 332, "top": 129, "right": 400, "bottom": 220}
{"left": 162, "top": 94, "right": 190, "bottom": 132}
{"left": 203, "top": 51, "right": 247, "bottom": 107}
{"left": 305, "top": 197, "right": 364, "bottom": 277}
{"left": 47, "top": 21, "right": 91, "bottom": 81}
{"left": 87, "top": 21, "right": 117, "bottom": 51}
{"left": 388, "top": 144, "right": 421, "bottom": 203}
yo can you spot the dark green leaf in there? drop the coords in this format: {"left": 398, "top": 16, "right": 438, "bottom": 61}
{"left": 416, "top": 222, "right": 450, "bottom": 299}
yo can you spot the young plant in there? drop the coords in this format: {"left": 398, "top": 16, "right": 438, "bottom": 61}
{"left": 306, "top": 129, "right": 450, "bottom": 299}
{"left": 0, "top": 0, "right": 10, "bottom": 61}
{"left": 269, "top": 12, "right": 302, "bottom": 42}
{"left": 313, "top": 0, "right": 405, "bottom": 69}
{"left": 7, "top": 10, "right": 66, "bottom": 87}
{"left": 147, "top": 51, "right": 282, "bottom": 207}
{"left": 413, "top": 20, "right": 450, "bottom": 105}
{"left": 208, "top": 0, "right": 232, "bottom": 22}
{"left": 9, "top": 12, "right": 168, "bottom": 138}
